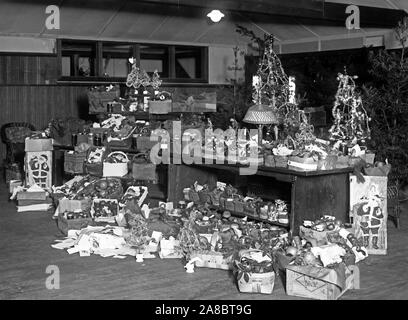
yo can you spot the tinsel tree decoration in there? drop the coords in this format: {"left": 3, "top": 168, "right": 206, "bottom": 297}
{"left": 253, "top": 34, "right": 289, "bottom": 107}
{"left": 126, "top": 60, "right": 143, "bottom": 89}
{"left": 329, "top": 71, "right": 371, "bottom": 144}
{"left": 150, "top": 70, "right": 162, "bottom": 91}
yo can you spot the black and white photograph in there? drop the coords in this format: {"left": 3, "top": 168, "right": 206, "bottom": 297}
{"left": 1, "top": 0, "right": 408, "bottom": 305}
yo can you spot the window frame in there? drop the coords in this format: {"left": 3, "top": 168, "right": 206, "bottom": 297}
{"left": 57, "top": 39, "right": 209, "bottom": 84}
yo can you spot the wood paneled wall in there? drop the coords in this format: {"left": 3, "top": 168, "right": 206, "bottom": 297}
{"left": 0, "top": 54, "right": 234, "bottom": 167}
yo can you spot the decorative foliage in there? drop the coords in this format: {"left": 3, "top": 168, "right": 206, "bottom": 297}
{"left": 363, "top": 17, "right": 408, "bottom": 170}
{"left": 329, "top": 71, "right": 371, "bottom": 144}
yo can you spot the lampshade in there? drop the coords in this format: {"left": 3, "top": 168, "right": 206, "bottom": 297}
{"left": 243, "top": 104, "right": 279, "bottom": 125}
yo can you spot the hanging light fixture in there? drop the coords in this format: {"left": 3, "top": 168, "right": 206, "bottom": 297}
{"left": 207, "top": 9, "right": 225, "bottom": 23}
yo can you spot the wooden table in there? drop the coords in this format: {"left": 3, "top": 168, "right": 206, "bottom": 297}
{"left": 167, "top": 163, "right": 354, "bottom": 236}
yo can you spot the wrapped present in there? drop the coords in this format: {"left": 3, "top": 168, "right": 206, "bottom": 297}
{"left": 25, "top": 151, "right": 52, "bottom": 189}
{"left": 90, "top": 198, "right": 119, "bottom": 223}
{"left": 172, "top": 92, "right": 216, "bottom": 113}
{"left": 87, "top": 86, "right": 120, "bottom": 114}
{"left": 288, "top": 156, "right": 318, "bottom": 171}
{"left": 286, "top": 263, "right": 359, "bottom": 300}
{"left": 148, "top": 100, "right": 172, "bottom": 114}
{"left": 25, "top": 138, "right": 53, "bottom": 152}
{"left": 190, "top": 251, "right": 233, "bottom": 270}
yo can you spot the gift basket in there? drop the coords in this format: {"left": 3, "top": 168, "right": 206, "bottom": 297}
{"left": 235, "top": 249, "right": 275, "bottom": 294}
{"left": 84, "top": 146, "right": 107, "bottom": 177}
{"left": 132, "top": 152, "right": 158, "bottom": 182}
{"left": 103, "top": 151, "right": 129, "bottom": 177}
{"left": 87, "top": 84, "right": 120, "bottom": 114}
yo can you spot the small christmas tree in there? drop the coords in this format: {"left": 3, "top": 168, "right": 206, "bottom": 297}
{"left": 329, "top": 71, "right": 371, "bottom": 144}
{"left": 126, "top": 62, "right": 143, "bottom": 89}
{"left": 253, "top": 34, "right": 289, "bottom": 107}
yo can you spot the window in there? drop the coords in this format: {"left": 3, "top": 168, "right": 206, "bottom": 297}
{"left": 58, "top": 39, "right": 208, "bottom": 83}
{"left": 175, "top": 46, "right": 204, "bottom": 79}
{"left": 102, "top": 42, "right": 133, "bottom": 78}
{"left": 140, "top": 44, "right": 169, "bottom": 78}
{"left": 61, "top": 40, "right": 96, "bottom": 77}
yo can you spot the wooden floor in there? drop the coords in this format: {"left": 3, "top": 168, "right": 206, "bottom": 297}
{"left": 1, "top": 181, "right": 407, "bottom": 300}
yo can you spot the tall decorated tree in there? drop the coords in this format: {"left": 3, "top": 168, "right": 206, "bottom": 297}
{"left": 329, "top": 71, "right": 371, "bottom": 145}
{"left": 253, "top": 34, "right": 289, "bottom": 107}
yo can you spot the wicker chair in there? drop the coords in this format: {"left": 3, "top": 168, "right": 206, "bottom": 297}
{"left": 387, "top": 169, "right": 408, "bottom": 229}
{"left": 1, "top": 122, "right": 36, "bottom": 179}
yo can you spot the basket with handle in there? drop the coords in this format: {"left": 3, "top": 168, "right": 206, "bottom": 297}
{"left": 131, "top": 152, "right": 158, "bottom": 182}
{"left": 103, "top": 151, "right": 129, "bottom": 177}
{"left": 235, "top": 249, "right": 275, "bottom": 294}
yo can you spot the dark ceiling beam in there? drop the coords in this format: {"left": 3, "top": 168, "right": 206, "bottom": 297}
{"left": 131, "top": 0, "right": 406, "bottom": 28}
{"left": 131, "top": 0, "right": 325, "bottom": 19}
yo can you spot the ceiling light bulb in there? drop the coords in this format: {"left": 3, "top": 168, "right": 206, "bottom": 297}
{"left": 207, "top": 10, "right": 224, "bottom": 23}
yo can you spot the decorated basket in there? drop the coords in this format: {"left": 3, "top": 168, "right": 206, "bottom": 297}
{"left": 56, "top": 211, "right": 94, "bottom": 236}
{"left": 64, "top": 151, "right": 86, "bottom": 174}
{"left": 132, "top": 153, "right": 158, "bottom": 182}
{"left": 274, "top": 155, "right": 288, "bottom": 168}
{"left": 235, "top": 249, "right": 275, "bottom": 294}
{"left": 264, "top": 154, "right": 275, "bottom": 167}
{"left": 103, "top": 151, "right": 129, "bottom": 177}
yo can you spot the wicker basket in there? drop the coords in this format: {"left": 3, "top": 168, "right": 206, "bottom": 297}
{"left": 56, "top": 212, "right": 94, "bottom": 236}
{"left": 103, "top": 151, "right": 129, "bottom": 177}
{"left": 274, "top": 155, "right": 288, "bottom": 168}
{"left": 264, "top": 154, "right": 275, "bottom": 167}
{"left": 64, "top": 151, "right": 86, "bottom": 174}
{"left": 236, "top": 249, "right": 275, "bottom": 294}
{"left": 132, "top": 153, "right": 158, "bottom": 182}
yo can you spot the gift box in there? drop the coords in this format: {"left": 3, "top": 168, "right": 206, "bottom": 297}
{"left": 299, "top": 226, "right": 339, "bottom": 247}
{"left": 56, "top": 210, "right": 93, "bottom": 236}
{"left": 244, "top": 202, "right": 258, "bottom": 217}
{"left": 88, "top": 88, "right": 120, "bottom": 114}
{"left": 172, "top": 92, "right": 217, "bottom": 113}
{"left": 288, "top": 156, "right": 318, "bottom": 171}
{"left": 25, "top": 138, "right": 53, "bottom": 152}
{"left": 58, "top": 198, "right": 92, "bottom": 213}
{"left": 90, "top": 198, "right": 119, "bottom": 223}
{"left": 190, "top": 251, "right": 233, "bottom": 270}
{"left": 286, "top": 263, "right": 359, "bottom": 300}
{"left": 148, "top": 100, "right": 172, "bottom": 114}
{"left": 25, "top": 151, "right": 53, "bottom": 189}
